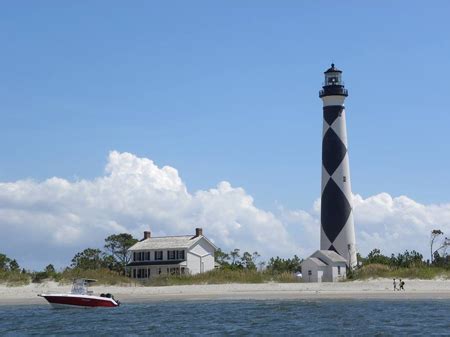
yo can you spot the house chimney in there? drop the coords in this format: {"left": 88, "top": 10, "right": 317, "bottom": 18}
{"left": 143, "top": 231, "right": 151, "bottom": 240}
{"left": 195, "top": 228, "right": 203, "bottom": 237}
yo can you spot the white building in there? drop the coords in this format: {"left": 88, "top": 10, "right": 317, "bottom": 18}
{"left": 301, "top": 250, "right": 347, "bottom": 283}
{"left": 127, "top": 228, "right": 217, "bottom": 279}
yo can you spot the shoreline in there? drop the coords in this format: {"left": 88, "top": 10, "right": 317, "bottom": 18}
{"left": 1, "top": 279, "right": 450, "bottom": 306}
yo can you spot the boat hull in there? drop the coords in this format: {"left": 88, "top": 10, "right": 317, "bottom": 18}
{"left": 39, "top": 294, "right": 119, "bottom": 308}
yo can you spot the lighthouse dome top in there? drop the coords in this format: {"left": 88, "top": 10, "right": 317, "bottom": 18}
{"left": 319, "top": 63, "right": 348, "bottom": 98}
{"left": 324, "top": 63, "right": 342, "bottom": 74}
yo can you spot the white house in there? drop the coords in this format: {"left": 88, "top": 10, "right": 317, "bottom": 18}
{"left": 127, "top": 228, "right": 217, "bottom": 279}
{"left": 301, "top": 250, "right": 347, "bottom": 283}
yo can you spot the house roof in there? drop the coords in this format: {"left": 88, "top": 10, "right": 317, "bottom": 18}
{"left": 312, "top": 250, "right": 347, "bottom": 263}
{"left": 306, "top": 257, "right": 328, "bottom": 267}
{"left": 128, "top": 235, "right": 217, "bottom": 251}
{"left": 127, "top": 260, "right": 186, "bottom": 267}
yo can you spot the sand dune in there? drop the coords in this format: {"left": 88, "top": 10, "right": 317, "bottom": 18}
{"left": 1, "top": 279, "right": 450, "bottom": 306}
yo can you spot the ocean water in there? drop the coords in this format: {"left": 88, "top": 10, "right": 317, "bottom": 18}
{"left": 1, "top": 299, "right": 449, "bottom": 336}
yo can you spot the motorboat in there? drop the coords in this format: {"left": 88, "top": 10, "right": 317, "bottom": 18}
{"left": 38, "top": 278, "right": 120, "bottom": 308}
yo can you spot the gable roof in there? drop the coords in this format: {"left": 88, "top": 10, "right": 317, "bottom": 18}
{"left": 311, "top": 250, "right": 347, "bottom": 264}
{"left": 305, "top": 257, "right": 327, "bottom": 267}
{"left": 128, "top": 235, "right": 217, "bottom": 251}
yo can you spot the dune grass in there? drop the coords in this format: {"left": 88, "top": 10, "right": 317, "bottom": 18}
{"left": 57, "top": 268, "right": 133, "bottom": 286}
{"left": 350, "top": 264, "right": 450, "bottom": 280}
{"left": 141, "top": 269, "right": 301, "bottom": 286}
{"left": 0, "top": 271, "right": 31, "bottom": 286}
{"left": 3, "top": 265, "right": 450, "bottom": 287}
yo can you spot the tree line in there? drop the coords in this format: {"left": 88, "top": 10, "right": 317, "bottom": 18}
{"left": 2, "top": 232, "right": 450, "bottom": 284}
{"left": 214, "top": 248, "right": 302, "bottom": 274}
{"left": 0, "top": 233, "right": 138, "bottom": 283}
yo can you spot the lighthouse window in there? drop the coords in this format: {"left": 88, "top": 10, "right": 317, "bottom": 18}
{"left": 343, "top": 176, "right": 347, "bottom": 182}
{"left": 328, "top": 76, "right": 338, "bottom": 84}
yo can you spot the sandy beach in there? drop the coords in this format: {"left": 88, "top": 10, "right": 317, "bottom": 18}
{"left": 1, "top": 279, "right": 450, "bottom": 306}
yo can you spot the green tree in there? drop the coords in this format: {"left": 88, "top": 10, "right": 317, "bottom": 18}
{"left": 433, "top": 251, "right": 447, "bottom": 267}
{"left": 240, "top": 251, "right": 260, "bottom": 270}
{"left": 430, "top": 229, "right": 444, "bottom": 263}
{"left": 0, "top": 253, "right": 11, "bottom": 271}
{"left": 365, "top": 248, "right": 391, "bottom": 265}
{"left": 266, "top": 255, "right": 302, "bottom": 274}
{"left": 230, "top": 249, "right": 240, "bottom": 265}
{"left": 45, "top": 264, "right": 56, "bottom": 275}
{"left": 390, "top": 250, "right": 424, "bottom": 268}
{"left": 71, "top": 248, "right": 105, "bottom": 270}
{"left": 104, "top": 233, "right": 138, "bottom": 274}
{"left": 215, "top": 248, "right": 230, "bottom": 267}
{"left": 9, "top": 259, "right": 20, "bottom": 272}
{"left": 240, "top": 252, "right": 256, "bottom": 270}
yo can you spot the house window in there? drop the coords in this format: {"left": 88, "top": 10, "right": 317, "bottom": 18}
{"left": 133, "top": 269, "right": 137, "bottom": 278}
{"left": 146, "top": 252, "right": 151, "bottom": 261}
{"left": 177, "top": 250, "right": 185, "bottom": 260}
{"left": 133, "top": 252, "right": 136, "bottom": 261}
{"left": 155, "top": 251, "right": 163, "bottom": 260}
{"left": 137, "top": 268, "right": 149, "bottom": 279}
{"left": 168, "top": 250, "right": 176, "bottom": 260}
{"left": 338, "top": 266, "right": 341, "bottom": 275}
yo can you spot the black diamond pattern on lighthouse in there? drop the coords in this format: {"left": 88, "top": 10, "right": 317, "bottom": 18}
{"left": 323, "top": 105, "right": 343, "bottom": 126}
{"left": 328, "top": 245, "right": 338, "bottom": 253}
{"left": 322, "top": 128, "right": 347, "bottom": 176}
{"left": 321, "top": 178, "right": 351, "bottom": 243}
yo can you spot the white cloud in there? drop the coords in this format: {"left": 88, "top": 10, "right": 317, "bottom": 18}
{"left": 0, "top": 151, "right": 297, "bottom": 269}
{"left": 0, "top": 151, "right": 449, "bottom": 269}
{"left": 353, "top": 193, "right": 450, "bottom": 259}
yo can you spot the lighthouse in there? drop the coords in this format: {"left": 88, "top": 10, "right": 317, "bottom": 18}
{"left": 319, "top": 64, "right": 357, "bottom": 268}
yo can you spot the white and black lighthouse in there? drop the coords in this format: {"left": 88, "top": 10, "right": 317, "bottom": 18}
{"left": 319, "top": 64, "right": 357, "bottom": 268}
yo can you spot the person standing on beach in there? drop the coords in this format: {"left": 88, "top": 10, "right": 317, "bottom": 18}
{"left": 393, "top": 278, "right": 397, "bottom": 291}
{"left": 399, "top": 279, "right": 405, "bottom": 291}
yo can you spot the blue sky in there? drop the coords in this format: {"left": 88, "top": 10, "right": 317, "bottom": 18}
{"left": 1, "top": 2, "right": 450, "bottom": 268}
{"left": 1, "top": 1, "right": 449, "bottom": 209}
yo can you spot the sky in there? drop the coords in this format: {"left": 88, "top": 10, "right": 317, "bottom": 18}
{"left": 1, "top": 1, "right": 450, "bottom": 270}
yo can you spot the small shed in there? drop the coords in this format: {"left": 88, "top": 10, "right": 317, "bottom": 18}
{"left": 301, "top": 250, "right": 347, "bottom": 282}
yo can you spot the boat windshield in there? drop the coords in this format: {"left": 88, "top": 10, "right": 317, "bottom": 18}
{"left": 71, "top": 279, "right": 95, "bottom": 295}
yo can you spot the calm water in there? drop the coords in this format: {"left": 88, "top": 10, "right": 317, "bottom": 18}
{"left": 1, "top": 300, "right": 450, "bottom": 336}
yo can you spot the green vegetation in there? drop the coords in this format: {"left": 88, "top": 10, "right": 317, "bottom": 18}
{"left": 0, "top": 233, "right": 138, "bottom": 286}
{"left": 141, "top": 269, "right": 300, "bottom": 286}
{"left": 57, "top": 268, "right": 132, "bottom": 285}
{"left": 0, "top": 253, "right": 30, "bottom": 286}
{"left": 350, "top": 248, "right": 450, "bottom": 280}
{"left": 350, "top": 263, "right": 450, "bottom": 280}
{"left": 215, "top": 248, "right": 262, "bottom": 271}
{"left": 2, "top": 229, "right": 450, "bottom": 286}
{"left": 104, "top": 234, "right": 138, "bottom": 274}
{"left": 266, "top": 256, "right": 302, "bottom": 274}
